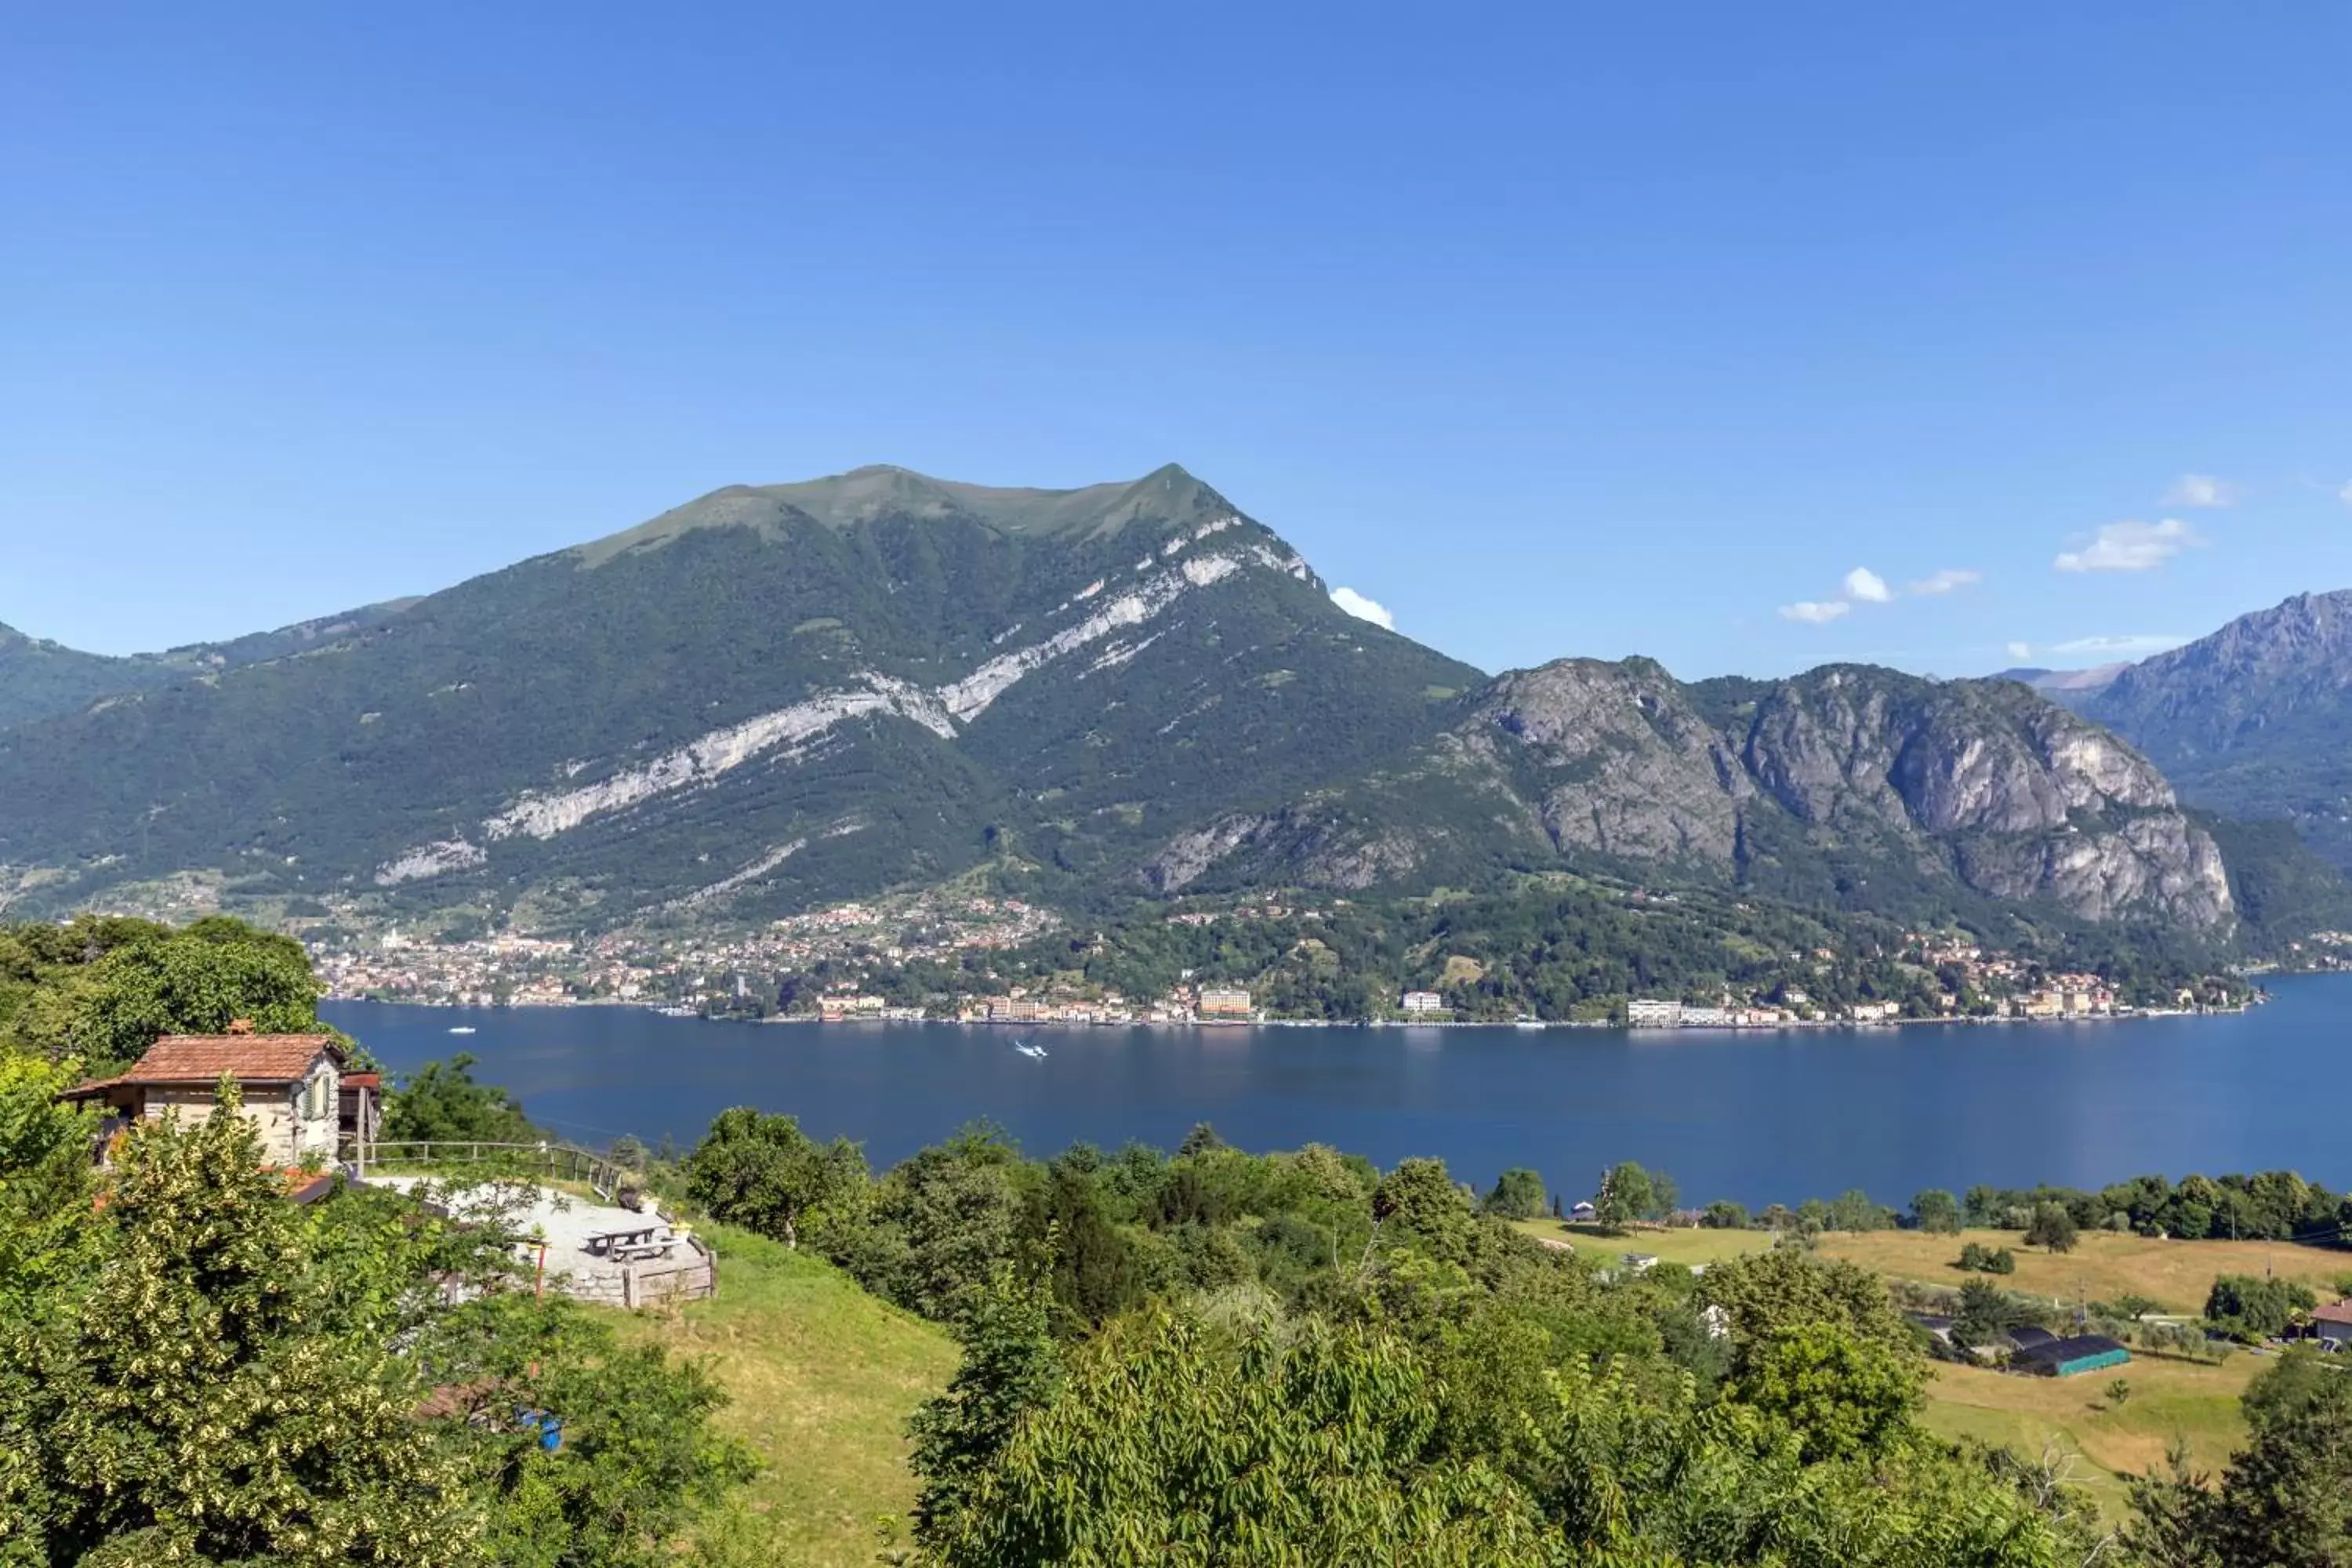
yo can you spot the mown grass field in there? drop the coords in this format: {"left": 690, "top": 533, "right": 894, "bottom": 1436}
{"left": 1506, "top": 1214, "right": 2337, "bottom": 1515}
{"left": 614, "top": 1225, "right": 958, "bottom": 1568}
{"left": 1918, "top": 1353, "right": 2259, "bottom": 1512}
{"left": 1814, "top": 1227, "right": 2352, "bottom": 1313}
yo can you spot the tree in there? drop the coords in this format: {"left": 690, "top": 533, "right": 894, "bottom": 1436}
{"left": 1951, "top": 1276, "right": 2029, "bottom": 1350}
{"left": 1911, "top": 1188, "right": 1963, "bottom": 1234}
{"left": 918, "top": 1310, "right": 1548, "bottom": 1566}
{"left": 1592, "top": 1160, "right": 1658, "bottom": 1232}
{"left": 13, "top": 917, "right": 328, "bottom": 1073}
{"left": 1731, "top": 1321, "right": 1922, "bottom": 1462}
{"left": 1483, "top": 1167, "right": 1547, "bottom": 1221}
{"left": 453, "top": 1294, "right": 757, "bottom": 1568}
{"left": 2205, "top": 1274, "right": 2317, "bottom": 1343}
{"left": 0, "top": 1079, "right": 477, "bottom": 1565}
{"left": 1701, "top": 1200, "right": 1751, "bottom": 1229}
{"left": 906, "top": 1273, "right": 1065, "bottom": 1549}
{"left": 1373, "top": 1157, "right": 1475, "bottom": 1264}
{"left": 684, "top": 1106, "right": 867, "bottom": 1251}
{"left": 382, "top": 1052, "right": 536, "bottom": 1145}
{"left": 1697, "top": 1247, "right": 1915, "bottom": 1366}
{"left": 2023, "top": 1201, "right": 2078, "bottom": 1254}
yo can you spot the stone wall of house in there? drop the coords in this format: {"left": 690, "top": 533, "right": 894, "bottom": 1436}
{"left": 138, "top": 1062, "right": 339, "bottom": 1166}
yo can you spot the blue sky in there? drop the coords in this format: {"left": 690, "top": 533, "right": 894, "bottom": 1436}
{"left": 4, "top": 5, "right": 2348, "bottom": 677}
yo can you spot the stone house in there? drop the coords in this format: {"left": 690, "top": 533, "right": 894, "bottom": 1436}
{"left": 64, "top": 1033, "right": 357, "bottom": 1167}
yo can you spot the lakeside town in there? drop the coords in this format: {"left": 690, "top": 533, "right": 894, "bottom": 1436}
{"left": 313, "top": 895, "right": 2249, "bottom": 1028}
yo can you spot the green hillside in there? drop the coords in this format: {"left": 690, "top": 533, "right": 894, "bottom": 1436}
{"left": 0, "top": 466, "right": 1479, "bottom": 929}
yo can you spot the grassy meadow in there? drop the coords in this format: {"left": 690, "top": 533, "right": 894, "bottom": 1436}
{"left": 615, "top": 1225, "right": 959, "bottom": 1568}
{"left": 1508, "top": 1214, "right": 2348, "bottom": 1515}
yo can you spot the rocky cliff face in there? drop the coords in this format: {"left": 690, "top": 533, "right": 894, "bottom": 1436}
{"left": 2082, "top": 589, "right": 2352, "bottom": 873}
{"left": 1150, "top": 659, "right": 2234, "bottom": 928}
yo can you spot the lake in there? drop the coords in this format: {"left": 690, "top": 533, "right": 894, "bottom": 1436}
{"left": 322, "top": 973, "right": 2350, "bottom": 1205}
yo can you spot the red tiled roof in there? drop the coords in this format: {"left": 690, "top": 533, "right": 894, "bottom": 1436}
{"left": 343, "top": 1072, "right": 381, "bottom": 1089}
{"left": 2313, "top": 1300, "right": 2352, "bottom": 1326}
{"left": 93, "top": 1033, "right": 342, "bottom": 1090}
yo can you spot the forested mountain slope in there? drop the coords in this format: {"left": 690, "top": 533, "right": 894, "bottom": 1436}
{"left": 0, "top": 466, "right": 2271, "bottom": 942}
{"left": 0, "top": 466, "right": 1479, "bottom": 927}
{"left": 0, "top": 601, "right": 419, "bottom": 730}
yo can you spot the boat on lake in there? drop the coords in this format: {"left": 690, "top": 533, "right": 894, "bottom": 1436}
{"left": 448, "top": 1025, "right": 477, "bottom": 1035}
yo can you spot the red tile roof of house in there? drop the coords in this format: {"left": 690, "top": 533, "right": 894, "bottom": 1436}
{"left": 64, "top": 1034, "right": 343, "bottom": 1098}
{"left": 2313, "top": 1300, "right": 2352, "bottom": 1326}
{"left": 343, "top": 1072, "right": 381, "bottom": 1089}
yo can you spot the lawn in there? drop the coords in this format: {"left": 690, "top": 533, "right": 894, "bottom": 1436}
{"left": 1918, "top": 1352, "right": 2259, "bottom": 1513}
{"left": 1506, "top": 1218, "right": 1773, "bottom": 1268}
{"left": 614, "top": 1225, "right": 959, "bottom": 1567}
{"left": 1814, "top": 1228, "right": 2352, "bottom": 1313}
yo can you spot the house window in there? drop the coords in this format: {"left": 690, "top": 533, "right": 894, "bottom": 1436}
{"left": 303, "top": 1073, "right": 328, "bottom": 1120}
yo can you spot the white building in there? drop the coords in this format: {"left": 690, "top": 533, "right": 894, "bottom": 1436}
{"left": 1627, "top": 998, "right": 1682, "bottom": 1027}
{"left": 1400, "top": 990, "right": 1446, "bottom": 1014}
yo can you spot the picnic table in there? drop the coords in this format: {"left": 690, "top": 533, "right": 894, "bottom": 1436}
{"left": 583, "top": 1222, "right": 673, "bottom": 1261}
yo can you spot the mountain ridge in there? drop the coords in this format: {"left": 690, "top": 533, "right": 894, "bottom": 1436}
{"left": 0, "top": 466, "right": 2282, "bottom": 946}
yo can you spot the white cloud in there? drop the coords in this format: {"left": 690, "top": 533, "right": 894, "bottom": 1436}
{"left": 1328, "top": 586, "right": 1395, "bottom": 630}
{"left": 2050, "top": 633, "right": 2188, "bottom": 658}
{"left": 2339, "top": 480, "right": 2352, "bottom": 508}
{"left": 2053, "top": 518, "right": 2203, "bottom": 573}
{"left": 1842, "top": 567, "right": 1893, "bottom": 604}
{"left": 1779, "top": 600, "right": 1852, "bottom": 625}
{"left": 1907, "top": 568, "right": 1982, "bottom": 597}
{"left": 2162, "top": 473, "right": 2237, "bottom": 508}
{"left": 2006, "top": 641, "right": 2033, "bottom": 662}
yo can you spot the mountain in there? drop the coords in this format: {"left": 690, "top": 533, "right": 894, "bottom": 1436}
{"left": 0, "top": 601, "right": 420, "bottom": 730}
{"left": 0, "top": 464, "right": 2244, "bottom": 942}
{"left": 0, "top": 466, "right": 1479, "bottom": 927}
{"left": 1147, "top": 658, "right": 2234, "bottom": 929}
{"left": 2080, "top": 590, "right": 2352, "bottom": 873}
{"left": 0, "top": 624, "right": 151, "bottom": 731}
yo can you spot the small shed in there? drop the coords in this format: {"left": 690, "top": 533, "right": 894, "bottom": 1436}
{"left": 2012, "top": 1333, "right": 2131, "bottom": 1377}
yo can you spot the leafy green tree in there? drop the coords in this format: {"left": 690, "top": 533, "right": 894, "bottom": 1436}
{"left": 1952, "top": 1276, "right": 2030, "bottom": 1349}
{"left": 1697, "top": 1246, "right": 1914, "bottom": 1366}
{"left": 906, "top": 1273, "right": 1065, "bottom": 1550}
{"left": 1524, "top": 1359, "right": 2097, "bottom": 1568}
{"left": 2024, "top": 1202, "right": 2078, "bottom": 1254}
{"left": 1592, "top": 1160, "right": 1657, "bottom": 1231}
{"left": 1701, "top": 1199, "right": 1751, "bottom": 1229}
{"left": 1731, "top": 1320, "right": 1922, "bottom": 1462}
{"left": 1033, "top": 1161, "right": 1144, "bottom": 1328}
{"left": 842, "top": 1124, "right": 1032, "bottom": 1324}
{"left": 0, "top": 1054, "right": 99, "bottom": 1311}
{"left": 13, "top": 917, "right": 326, "bottom": 1073}
{"left": 919, "top": 1309, "right": 1548, "bottom": 1566}
{"left": 1911, "top": 1188, "right": 1963, "bottom": 1234}
{"left": 683, "top": 1106, "right": 867, "bottom": 1251}
{"left": 0, "top": 1079, "right": 476, "bottom": 1565}
{"left": 1372, "top": 1157, "right": 1475, "bottom": 1265}
{"left": 1482, "top": 1166, "right": 1546, "bottom": 1221}
{"left": 2205, "top": 1273, "right": 2317, "bottom": 1342}
{"left": 381, "top": 1052, "right": 536, "bottom": 1145}
{"left": 455, "top": 1294, "right": 757, "bottom": 1568}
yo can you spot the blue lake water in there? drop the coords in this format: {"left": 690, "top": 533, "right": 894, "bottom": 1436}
{"left": 323, "top": 974, "right": 2351, "bottom": 1205}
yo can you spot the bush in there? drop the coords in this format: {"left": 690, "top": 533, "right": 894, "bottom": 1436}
{"left": 2023, "top": 1203, "right": 2078, "bottom": 1254}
